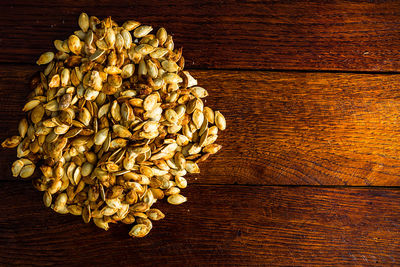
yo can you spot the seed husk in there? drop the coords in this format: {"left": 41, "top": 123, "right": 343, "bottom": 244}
{"left": 214, "top": 111, "right": 226, "bottom": 131}
{"left": 203, "top": 107, "right": 215, "bottom": 124}
{"left": 156, "top": 27, "right": 167, "bottom": 45}
{"left": 203, "top": 144, "right": 222, "bottom": 154}
{"left": 161, "top": 60, "right": 179, "bottom": 72}
{"left": 185, "top": 161, "right": 200, "bottom": 174}
{"left": 146, "top": 208, "right": 165, "bottom": 221}
{"left": 167, "top": 194, "right": 187, "bottom": 205}
{"left": 121, "top": 64, "right": 135, "bottom": 78}
{"left": 89, "top": 49, "right": 105, "bottom": 61}
{"left": 192, "top": 109, "right": 204, "bottom": 129}
{"left": 93, "top": 217, "right": 109, "bottom": 230}
{"left": 36, "top": 52, "right": 54, "bottom": 65}
{"left": 150, "top": 48, "right": 168, "bottom": 59}
{"left": 135, "top": 44, "right": 155, "bottom": 55}
{"left": 68, "top": 35, "right": 82, "bottom": 55}
{"left": 129, "top": 223, "right": 149, "bottom": 237}
{"left": 78, "top": 12, "right": 89, "bottom": 32}
{"left": 23, "top": 100, "right": 41, "bottom": 112}
{"left": 113, "top": 125, "right": 132, "bottom": 138}
{"left": 163, "top": 73, "right": 182, "bottom": 84}
{"left": 31, "top": 105, "right": 45, "bottom": 124}
{"left": 143, "top": 94, "right": 158, "bottom": 111}
{"left": 11, "top": 159, "right": 25, "bottom": 177}
{"left": 123, "top": 20, "right": 141, "bottom": 31}
{"left": 19, "top": 163, "right": 35, "bottom": 178}
{"left": 43, "top": 192, "right": 52, "bottom": 207}
{"left": 82, "top": 204, "right": 91, "bottom": 223}
{"left": 175, "top": 176, "right": 187, "bottom": 189}
{"left": 2, "top": 136, "right": 22, "bottom": 148}
{"left": 133, "top": 25, "right": 153, "bottom": 38}
{"left": 18, "top": 118, "right": 28, "bottom": 138}
{"left": 54, "top": 193, "right": 68, "bottom": 214}
{"left": 94, "top": 128, "right": 109, "bottom": 145}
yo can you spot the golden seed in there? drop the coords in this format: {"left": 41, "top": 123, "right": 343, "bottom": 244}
{"left": 133, "top": 25, "right": 153, "bottom": 38}
{"left": 78, "top": 12, "right": 89, "bottom": 32}
{"left": 36, "top": 52, "right": 54, "bottom": 65}
{"left": 43, "top": 192, "right": 52, "bottom": 207}
{"left": 146, "top": 209, "right": 165, "bottom": 221}
{"left": 135, "top": 44, "right": 155, "bottom": 55}
{"left": 19, "top": 164, "right": 36, "bottom": 178}
{"left": 129, "top": 224, "right": 149, "bottom": 238}
{"left": 156, "top": 27, "right": 167, "bottom": 45}
{"left": 167, "top": 194, "right": 187, "bottom": 205}
{"left": 2, "top": 136, "right": 22, "bottom": 148}
{"left": 163, "top": 73, "right": 182, "bottom": 84}
{"left": 161, "top": 60, "right": 179, "bottom": 72}
{"left": 214, "top": 111, "right": 226, "bottom": 131}
{"left": 204, "top": 107, "right": 215, "bottom": 124}
{"left": 93, "top": 218, "right": 109, "bottom": 230}
{"left": 203, "top": 144, "right": 222, "bottom": 154}
{"left": 122, "top": 20, "right": 141, "bottom": 31}
{"left": 22, "top": 100, "right": 41, "bottom": 112}
{"left": 11, "top": 159, "right": 24, "bottom": 177}
{"left": 68, "top": 35, "right": 82, "bottom": 55}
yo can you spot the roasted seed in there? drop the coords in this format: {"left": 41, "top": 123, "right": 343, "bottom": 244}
{"left": 134, "top": 25, "right": 153, "bottom": 38}
{"left": 146, "top": 209, "right": 165, "bottom": 221}
{"left": 129, "top": 223, "right": 149, "bottom": 237}
{"left": 11, "top": 159, "right": 24, "bottom": 177}
{"left": 123, "top": 20, "right": 141, "bottom": 31}
{"left": 68, "top": 35, "right": 82, "bottom": 55}
{"left": 78, "top": 12, "right": 89, "bottom": 32}
{"left": 36, "top": 52, "right": 54, "bottom": 65}
{"left": 214, "top": 111, "right": 226, "bottom": 131}
{"left": 167, "top": 194, "right": 187, "bottom": 205}
{"left": 22, "top": 100, "right": 41, "bottom": 112}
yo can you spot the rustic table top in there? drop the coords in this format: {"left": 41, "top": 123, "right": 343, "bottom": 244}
{"left": 1, "top": 1, "right": 400, "bottom": 266}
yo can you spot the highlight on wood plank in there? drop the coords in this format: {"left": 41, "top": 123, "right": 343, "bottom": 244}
{"left": 2, "top": 66, "right": 400, "bottom": 186}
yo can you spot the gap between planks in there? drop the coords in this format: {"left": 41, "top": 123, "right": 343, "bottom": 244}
{"left": 1, "top": 179, "right": 400, "bottom": 190}
{"left": 4, "top": 62, "right": 400, "bottom": 75}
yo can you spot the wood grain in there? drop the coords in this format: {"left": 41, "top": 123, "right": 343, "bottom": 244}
{"left": 0, "top": 181, "right": 399, "bottom": 266}
{"left": 2, "top": 66, "right": 400, "bottom": 186}
{"left": 1, "top": 1, "right": 400, "bottom": 71}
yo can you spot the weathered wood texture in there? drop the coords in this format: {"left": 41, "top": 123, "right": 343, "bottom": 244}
{"left": 0, "top": 182, "right": 399, "bottom": 266}
{"left": 2, "top": 1, "right": 400, "bottom": 266}
{"left": 1, "top": 1, "right": 400, "bottom": 71}
{"left": 2, "top": 66, "right": 400, "bottom": 186}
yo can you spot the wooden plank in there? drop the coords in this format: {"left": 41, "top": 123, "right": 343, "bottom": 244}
{"left": 2, "top": 66, "right": 400, "bottom": 185}
{"left": 1, "top": 1, "right": 400, "bottom": 71}
{"left": 0, "top": 182, "right": 399, "bottom": 266}
{"left": 3, "top": 66, "right": 400, "bottom": 185}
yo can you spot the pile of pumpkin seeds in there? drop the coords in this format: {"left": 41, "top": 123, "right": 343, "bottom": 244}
{"left": 1, "top": 13, "right": 226, "bottom": 238}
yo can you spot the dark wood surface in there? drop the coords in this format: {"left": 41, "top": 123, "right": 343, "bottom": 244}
{"left": 2, "top": 0, "right": 400, "bottom": 71}
{"left": 1, "top": 1, "right": 400, "bottom": 266}
{"left": 1, "top": 182, "right": 400, "bottom": 266}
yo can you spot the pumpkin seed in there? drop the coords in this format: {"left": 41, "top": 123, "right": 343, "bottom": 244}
{"left": 133, "top": 25, "right": 153, "bottom": 38}
{"left": 167, "top": 194, "right": 187, "bottom": 205}
{"left": 129, "top": 223, "right": 149, "bottom": 237}
{"left": 78, "top": 12, "right": 89, "bottom": 32}
{"left": 214, "top": 111, "right": 226, "bottom": 131}
{"left": 36, "top": 52, "right": 54, "bottom": 65}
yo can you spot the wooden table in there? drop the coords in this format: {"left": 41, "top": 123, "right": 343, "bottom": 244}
{"left": 1, "top": 1, "right": 400, "bottom": 266}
